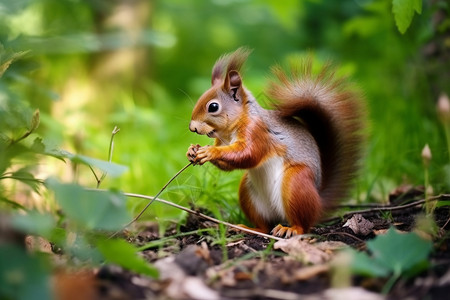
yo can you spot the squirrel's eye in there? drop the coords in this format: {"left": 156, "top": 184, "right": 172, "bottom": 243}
{"left": 208, "top": 102, "right": 220, "bottom": 113}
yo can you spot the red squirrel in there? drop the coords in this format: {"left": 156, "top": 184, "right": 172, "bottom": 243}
{"left": 186, "top": 48, "right": 365, "bottom": 237}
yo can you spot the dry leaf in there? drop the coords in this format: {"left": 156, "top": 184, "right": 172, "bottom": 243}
{"left": 324, "top": 287, "right": 385, "bottom": 300}
{"left": 315, "top": 241, "right": 348, "bottom": 252}
{"left": 373, "top": 229, "right": 389, "bottom": 235}
{"left": 25, "top": 236, "right": 53, "bottom": 253}
{"left": 294, "top": 264, "right": 329, "bottom": 280}
{"left": 343, "top": 214, "right": 374, "bottom": 236}
{"left": 274, "top": 236, "right": 332, "bottom": 264}
{"left": 155, "top": 253, "right": 219, "bottom": 300}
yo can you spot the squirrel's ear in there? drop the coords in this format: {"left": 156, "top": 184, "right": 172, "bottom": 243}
{"left": 224, "top": 70, "right": 242, "bottom": 102}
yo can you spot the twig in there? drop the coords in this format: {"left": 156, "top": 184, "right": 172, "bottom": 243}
{"left": 322, "top": 194, "right": 450, "bottom": 223}
{"left": 441, "top": 216, "right": 450, "bottom": 231}
{"left": 108, "top": 162, "right": 193, "bottom": 238}
{"left": 88, "top": 165, "right": 100, "bottom": 185}
{"left": 121, "top": 191, "right": 284, "bottom": 241}
{"left": 103, "top": 161, "right": 284, "bottom": 241}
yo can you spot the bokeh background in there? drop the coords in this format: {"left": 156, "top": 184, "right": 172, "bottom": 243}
{"left": 1, "top": 0, "right": 449, "bottom": 225}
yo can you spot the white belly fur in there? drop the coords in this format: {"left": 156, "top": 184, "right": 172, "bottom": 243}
{"left": 247, "top": 156, "right": 285, "bottom": 222}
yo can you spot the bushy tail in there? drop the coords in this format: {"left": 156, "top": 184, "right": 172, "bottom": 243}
{"left": 268, "top": 58, "right": 366, "bottom": 205}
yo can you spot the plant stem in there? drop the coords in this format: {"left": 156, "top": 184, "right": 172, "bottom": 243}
{"left": 108, "top": 162, "right": 193, "bottom": 238}
{"left": 97, "top": 126, "right": 120, "bottom": 188}
{"left": 121, "top": 191, "right": 285, "bottom": 241}
{"left": 382, "top": 270, "right": 401, "bottom": 294}
{"left": 445, "top": 124, "right": 450, "bottom": 162}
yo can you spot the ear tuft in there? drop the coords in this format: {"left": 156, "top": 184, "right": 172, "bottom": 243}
{"left": 229, "top": 70, "right": 241, "bottom": 89}
{"left": 211, "top": 47, "right": 252, "bottom": 86}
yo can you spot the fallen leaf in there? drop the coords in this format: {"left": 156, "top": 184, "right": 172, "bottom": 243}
{"left": 25, "top": 236, "right": 53, "bottom": 254}
{"left": 373, "top": 229, "right": 389, "bottom": 235}
{"left": 183, "top": 277, "right": 220, "bottom": 300}
{"left": 315, "top": 241, "right": 348, "bottom": 252}
{"left": 274, "top": 236, "right": 332, "bottom": 264}
{"left": 294, "top": 264, "right": 330, "bottom": 280}
{"left": 343, "top": 214, "right": 374, "bottom": 236}
{"left": 155, "top": 256, "right": 219, "bottom": 300}
{"left": 324, "top": 287, "right": 385, "bottom": 300}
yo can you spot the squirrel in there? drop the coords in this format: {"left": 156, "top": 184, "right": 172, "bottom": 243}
{"left": 186, "top": 48, "right": 365, "bottom": 238}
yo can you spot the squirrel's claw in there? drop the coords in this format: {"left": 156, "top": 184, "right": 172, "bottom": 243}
{"left": 187, "top": 144, "right": 201, "bottom": 164}
{"left": 271, "top": 224, "right": 304, "bottom": 238}
{"left": 186, "top": 144, "right": 213, "bottom": 165}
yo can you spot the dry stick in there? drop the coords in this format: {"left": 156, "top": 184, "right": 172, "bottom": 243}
{"left": 108, "top": 162, "right": 193, "bottom": 239}
{"left": 441, "top": 216, "right": 450, "bottom": 231}
{"left": 107, "top": 162, "right": 284, "bottom": 240}
{"left": 322, "top": 194, "right": 450, "bottom": 223}
{"left": 107, "top": 185, "right": 284, "bottom": 241}
{"left": 107, "top": 164, "right": 284, "bottom": 241}
{"left": 122, "top": 191, "right": 284, "bottom": 241}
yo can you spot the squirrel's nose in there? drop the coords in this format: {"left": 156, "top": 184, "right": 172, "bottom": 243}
{"left": 189, "top": 121, "right": 198, "bottom": 133}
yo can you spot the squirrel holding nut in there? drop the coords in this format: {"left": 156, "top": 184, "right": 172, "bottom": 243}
{"left": 187, "top": 48, "right": 365, "bottom": 237}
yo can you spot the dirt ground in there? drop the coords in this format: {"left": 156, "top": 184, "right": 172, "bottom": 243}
{"left": 76, "top": 188, "right": 449, "bottom": 300}
{"left": 43, "top": 188, "right": 448, "bottom": 300}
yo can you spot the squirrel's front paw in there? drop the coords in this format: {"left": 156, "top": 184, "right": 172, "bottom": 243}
{"left": 194, "top": 145, "right": 214, "bottom": 165}
{"left": 187, "top": 144, "right": 201, "bottom": 164}
{"left": 187, "top": 144, "right": 214, "bottom": 165}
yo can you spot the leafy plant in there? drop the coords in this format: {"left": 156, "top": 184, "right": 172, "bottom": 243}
{"left": 349, "top": 227, "right": 432, "bottom": 293}
{"left": 0, "top": 46, "right": 161, "bottom": 300}
{"left": 392, "top": 0, "right": 422, "bottom": 34}
{"left": 0, "top": 245, "right": 52, "bottom": 300}
{"left": 96, "top": 239, "right": 158, "bottom": 278}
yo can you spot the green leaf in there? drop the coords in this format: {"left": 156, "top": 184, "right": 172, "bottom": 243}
{"left": 6, "top": 167, "right": 43, "bottom": 193}
{"left": 96, "top": 239, "right": 159, "bottom": 278}
{"left": 348, "top": 249, "right": 390, "bottom": 277}
{"left": 58, "top": 150, "right": 128, "bottom": 177}
{"left": 46, "top": 178, "right": 130, "bottom": 230}
{"left": 0, "top": 245, "right": 52, "bottom": 300}
{"left": 0, "top": 196, "right": 27, "bottom": 210}
{"left": 0, "top": 49, "right": 29, "bottom": 78}
{"left": 436, "top": 200, "right": 450, "bottom": 208}
{"left": 367, "top": 227, "right": 432, "bottom": 275}
{"left": 392, "top": 0, "right": 422, "bottom": 34}
{"left": 350, "top": 228, "right": 432, "bottom": 279}
{"left": 31, "top": 137, "right": 46, "bottom": 153}
{"left": 12, "top": 211, "right": 56, "bottom": 238}
{"left": 29, "top": 109, "right": 40, "bottom": 133}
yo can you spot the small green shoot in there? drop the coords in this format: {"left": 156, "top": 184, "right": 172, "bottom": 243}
{"left": 437, "top": 93, "right": 450, "bottom": 188}
{"left": 437, "top": 93, "right": 450, "bottom": 162}
{"left": 421, "top": 144, "right": 435, "bottom": 215}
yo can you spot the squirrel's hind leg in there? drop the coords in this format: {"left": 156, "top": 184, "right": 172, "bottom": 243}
{"left": 273, "top": 164, "right": 322, "bottom": 238}
{"left": 238, "top": 173, "right": 272, "bottom": 234}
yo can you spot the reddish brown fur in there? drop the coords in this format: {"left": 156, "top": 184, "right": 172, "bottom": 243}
{"left": 188, "top": 49, "right": 366, "bottom": 237}
{"left": 269, "top": 60, "right": 366, "bottom": 209}
{"left": 209, "top": 119, "right": 275, "bottom": 170}
{"left": 282, "top": 164, "right": 322, "bottom": 233}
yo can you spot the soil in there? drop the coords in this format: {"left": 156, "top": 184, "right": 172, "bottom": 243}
{"left": 68, "top": 191, "right": 450, "bottom": 299}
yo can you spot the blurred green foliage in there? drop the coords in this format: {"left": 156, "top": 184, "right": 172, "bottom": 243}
{"left": 349, "top": 227, "right": 432, "bottom": 293}
{"left": 0, "top": 1, "right": 449, "bottom": 298}
{"left": 0, "top": 0, "right": 449, "bottom": 226}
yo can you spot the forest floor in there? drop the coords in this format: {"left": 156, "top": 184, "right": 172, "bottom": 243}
{"left": 56, "top": 188, "right": 450, "bottom": 300}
